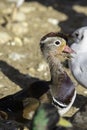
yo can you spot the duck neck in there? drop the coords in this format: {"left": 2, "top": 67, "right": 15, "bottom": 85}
{"left": 47, "top": 54, "right": 65, "bottom": 86}
{"left": 45, "top": 53, "right": 75, "bottom": 106}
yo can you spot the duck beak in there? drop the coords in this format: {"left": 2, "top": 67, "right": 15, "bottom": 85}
{"left": 56, "top": 117, "right": 72, "bottom": 127}
{"left": 63, "top": 45, "right": 75, "bottom": 53}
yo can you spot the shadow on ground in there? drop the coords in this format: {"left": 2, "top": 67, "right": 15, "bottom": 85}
{"left": 0, "top": 60, "right": 87, "bottom": 109}
{"left": 26, "top": 0, "right": 87, "bottom": 32}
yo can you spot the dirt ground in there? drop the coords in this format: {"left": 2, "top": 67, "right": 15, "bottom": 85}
{"left": 0, "top": 0, "right": 87, "bottom": 119}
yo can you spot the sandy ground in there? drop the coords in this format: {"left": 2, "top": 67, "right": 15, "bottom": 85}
{"left": 0, "top": 0, "right": 87, "bottom": 119}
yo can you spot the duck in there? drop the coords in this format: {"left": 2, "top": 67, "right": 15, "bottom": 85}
{"left": 68, "top": 26, "right": 87, "bottom": 88}
{"left": 40, "top": 32, "right": 76, "bottom": 116}
{"left": 31, "top": 103, "right": 72, "bottom": 130}
{"left": 0, "top": 103, "right": 72, "bottom": 130}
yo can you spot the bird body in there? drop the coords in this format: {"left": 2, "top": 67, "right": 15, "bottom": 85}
{"left": 69, "top": 26, "right": 87, "bottom": 88}
{"left": 40, "top": 32, "right": 76, "bottom": 115}
{"left": 31, "top": 103, "right": 72, "bottom": 130}
{"left": 0, "top": 103, "right": 72, "bottom": 130}
{"left": 49, "top": 56, "right": 76, "bottom": 115}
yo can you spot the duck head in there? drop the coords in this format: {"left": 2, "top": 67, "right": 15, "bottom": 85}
{"left": 40, "top": 32, "right": 74, "bottom": 63}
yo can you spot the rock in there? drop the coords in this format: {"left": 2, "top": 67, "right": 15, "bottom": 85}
{"left": 37, "top": 61, "right": 50, "bottom": 80}
{"left": 8, "top": 52, "right": 26, "bottom": 61}
{"left": 37, "top": 61, "right": 48, "bottom": 72}
{"left": 14, "top": 37, "right": 23, "bottom": 46}
{"left": 48, "top": 18, "right": 59, "bottom": 25}
{"left": 13, "top": 37, "right": 23, "bottom": 46}
{"left": 0, "top": 31, "right": 12, "bottom": 44}
{"left": 84, "top": 90, "right": 87, "bottom": 94}
{"left": 7, "top": 37, "right": 23, "bottom": 46}
{"left": 9, "top": 22, "right": 28, "bottom": 36}
{"left": 12, "top": 12, "right": 26, "bottom": 22}
{"left": 28, "top": 67, "right": 36, "bottom": 77}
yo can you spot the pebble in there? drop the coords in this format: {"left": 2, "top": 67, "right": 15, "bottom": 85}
{"left": 48, "top": 18, "right": 59, "bottom": 25}
{"left": 12, "top": 12, "right": 26, "bottom": 22}
{"left": 8, "top": 52, "right": 26, "bottom": 61}
{"left": 7, "top": 37, "right": 23, "bottom": 46}
{"left": 14, "top": 37, "right": 23, "bottom": 46}
{"left": 11, "top": 22, "right": 28, "bottom": 35}
{"left": 0, "top": 31, "right": 12, "bottom": 44}
{"left": 84, "top": 90, "right": 87, "bottom": 94}
{"left": 0, "top": 53, "right": 3, "bottom": 56}
{"left": 37, "top": 61, "right": 49, "bottom": 72}
{"left": 29, "top": 67, "right": 36, "bottom": 77}
{"left": 0, "top": 84, "right": 4, "bottom": 88}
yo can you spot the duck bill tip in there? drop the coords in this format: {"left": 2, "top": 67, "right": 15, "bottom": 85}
{"left": 63, "top": 45, "right": 75, "bottom": 53}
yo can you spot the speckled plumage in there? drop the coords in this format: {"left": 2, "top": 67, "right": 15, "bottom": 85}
{"left": 40, "top": 32, "right": 76, "bottom": 115}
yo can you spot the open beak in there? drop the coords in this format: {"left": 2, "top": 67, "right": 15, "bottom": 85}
{"left": 56, "top": 117, "right": 72, "bottom": 128}
{"left": 63, "top": 45, "right": 75, "bottom": 54}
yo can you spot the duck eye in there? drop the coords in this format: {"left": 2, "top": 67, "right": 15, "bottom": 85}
{"left": 75, "top": 33, "right": 79, "bottom": 37}
{"left": 55, "top": 40, "right": 60, "bottom": 46}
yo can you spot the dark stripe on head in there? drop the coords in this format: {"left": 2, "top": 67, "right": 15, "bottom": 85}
{"left": 57, "top": 32, "right": 68, "bottom": 42}
{"left": 40, "top": 32, "right": 68, "bottom": 42}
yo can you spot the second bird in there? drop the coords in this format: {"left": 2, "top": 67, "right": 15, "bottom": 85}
{"left": 69, "top": 26, "right": 87, "bottom": 88}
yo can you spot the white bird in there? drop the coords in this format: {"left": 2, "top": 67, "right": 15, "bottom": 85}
{"left": 69, "top": 26, "right": 87, "bottom": 88}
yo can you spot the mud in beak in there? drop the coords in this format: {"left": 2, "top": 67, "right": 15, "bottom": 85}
{"left": 63, "top": 45, "right": 75, "bottom": 54}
